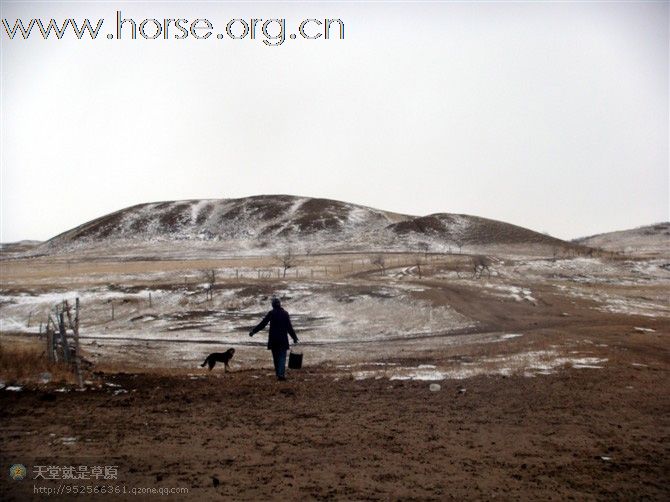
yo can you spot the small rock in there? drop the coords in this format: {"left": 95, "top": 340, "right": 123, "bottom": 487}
{"left": 457, "top": 387, "right": 467, "bottom": 394}
{"left": 5, "top": 386, "right": 23, "bottom": 392}
{"left": 634, "top": 327, "right": 655, "bottom": 333}
{"left": 429, "top": 383, "right": 441, "bottom": 392}
{"left": 38, "top": 372, "right": 52, "bottom": 384}
{"left": 212, "top": 476, "right": 220, "bottom": 487}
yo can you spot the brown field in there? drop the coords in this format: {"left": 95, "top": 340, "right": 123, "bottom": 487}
{"left": 1, "top": 251, "right": 669, "bottom": 500}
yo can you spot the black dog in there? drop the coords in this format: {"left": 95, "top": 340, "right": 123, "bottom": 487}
{"left": 200, "top": 348, "right": 235, "bottom": 371}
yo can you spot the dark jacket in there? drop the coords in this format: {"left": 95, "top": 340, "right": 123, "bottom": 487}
{"left": 250, "top": 306, "right": 297, "bottom": 350}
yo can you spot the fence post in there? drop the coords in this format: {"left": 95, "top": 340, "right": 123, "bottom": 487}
{"left": 59, "top": 312, "right": 71, "bottom": 363}
{"left": 47, "top": 315, "right": 58, "bottom": 362}
{"left": 67, "top": 299, "right": 83, "bottom": 388}
{"left": 46, "top": 323, "right": 54, "bottom": 363}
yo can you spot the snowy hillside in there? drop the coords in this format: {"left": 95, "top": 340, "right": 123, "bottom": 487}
{"left": 388, "top": 213, "right": 567, "bottom": 246}
{"left": 575, "top": 223, "right": 670, "bottom": 257}
{"left": 36, "top": 195, "right": 574, "bottom": 258}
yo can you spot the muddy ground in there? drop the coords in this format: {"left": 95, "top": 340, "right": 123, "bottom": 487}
{"left": 2, "top": 320, "right": 669, "bottom": 501}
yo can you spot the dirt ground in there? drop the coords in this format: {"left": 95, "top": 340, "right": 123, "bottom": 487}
{"left": 1, "top": 320, "right": 669, "bottom": 501}
{"left": 1, "top": 252, "right": 669, "bottom": 500}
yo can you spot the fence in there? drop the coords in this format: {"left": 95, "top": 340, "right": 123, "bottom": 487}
{"left": 45, "top": 298, "right": 83, "bottom": 388}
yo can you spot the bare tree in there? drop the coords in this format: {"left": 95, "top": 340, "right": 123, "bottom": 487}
{"left": 454, "top": 239, "right": 463, "bottom": 254}
{"left": 277, "top": 247, "right": 297, "bottom": 278}
{"left": 414, "top": 255, "right": 424, "bottom": 278}
{"left": 371, "top": 255, "right": 386, "bottom": 276}
{"left": 202, "top": 269, "right": 216, "bottom": 300}
{"left": 471, "top": 255, "right": 492, "bottom": 279}
{"left": 418, "top": 241, "right": 430, "bottom": 258}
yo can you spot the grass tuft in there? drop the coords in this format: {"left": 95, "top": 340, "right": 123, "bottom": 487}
{"left": 0, "top": 341, "right": 76, "bottom": 385}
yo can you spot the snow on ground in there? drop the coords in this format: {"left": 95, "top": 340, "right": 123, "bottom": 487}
{"left": 485, "top": 284, "right": 536, "bottom": 304}
{"left": 291, "top": 290, "right": 473, "bottom": 342}
{"left": 555, "top": 285, "right": 670, "bottom": 318}
{"left": 512, "top": 257, "right": 670, "bottom": 285}
{"left": 1, "top": 254, "right": 667, "bottom": 374}
{"left": 0, "top": 276, "right": 474, "bottom": 350}
{"left": 350, "top": 350, "right": 608, "bottom": 381}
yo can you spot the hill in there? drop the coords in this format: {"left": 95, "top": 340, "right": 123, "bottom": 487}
{"left": 37, "top": 195, "right": 575, "bottom": 258}
{"left": 574, "top": 223, "right": 670, "bottom": 257}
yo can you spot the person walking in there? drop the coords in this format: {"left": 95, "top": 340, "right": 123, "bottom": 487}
{"left": 249, "top": 297, "right": 299, "bottom": 380}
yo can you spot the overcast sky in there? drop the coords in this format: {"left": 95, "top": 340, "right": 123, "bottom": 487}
{"left": 1, "top": 1, "right": 668, "bottom": 242}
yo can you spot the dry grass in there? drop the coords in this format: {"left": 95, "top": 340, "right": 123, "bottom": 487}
{"left": 0, "top": 341, "right": 76, "bottom": 385}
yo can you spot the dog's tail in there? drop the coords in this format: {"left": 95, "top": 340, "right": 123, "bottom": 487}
{"left": 200, "top": 357, "right": 208, "bottom": 368}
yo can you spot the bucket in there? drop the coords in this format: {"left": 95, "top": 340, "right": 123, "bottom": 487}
{"left": 288, "top": 351, "right": 303, "bottom": 370}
